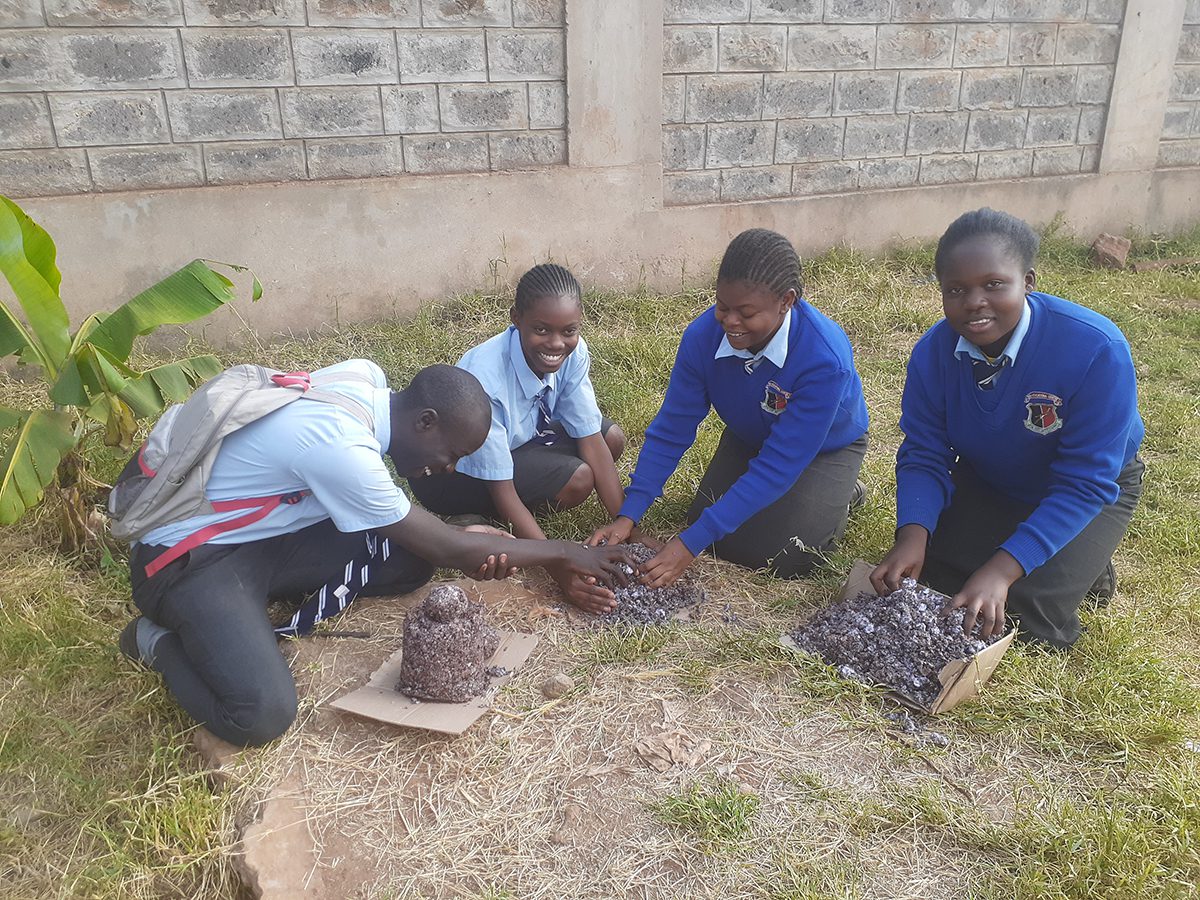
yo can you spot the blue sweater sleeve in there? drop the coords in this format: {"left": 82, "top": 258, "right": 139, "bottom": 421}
{"left": 895, "top": 344, "right": 956, "bottom": 535}
{"left": 1001, "top": 339, "right": 1137, "bottom": 573}
{"left": 619, "top": 334, "right": 711, "bottom": 525}
{"left": 679, "top": 363, "right": 852, "bottom": 554}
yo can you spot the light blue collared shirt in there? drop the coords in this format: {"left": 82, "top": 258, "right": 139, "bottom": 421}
{"left": 141, "top": 359, "right": 410, "bottom": 548}
{"left": 454, "top": 326, "right": 603, "bottom": 481}
{"left": 713, "top": 307, "right": 792, "bottom": 371}
{"left": 953, "top": 298, "right": 1032, "bottom": 366}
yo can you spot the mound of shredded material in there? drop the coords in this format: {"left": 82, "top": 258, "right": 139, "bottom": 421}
{"left": 598, "top": 542, "right": 705, "bottom": 625}
{"left": 789, "top": 577, "right": 1001, "bottom": 707}
{"left": 396, "top": 585, "right": 500, "bottom": 702}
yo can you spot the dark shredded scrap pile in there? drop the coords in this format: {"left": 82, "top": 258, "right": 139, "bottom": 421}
{"left": 789, "top": 577, "right": 1001, "bottom": 707}
{"left": 396, "top": 585, "right": 500, "bottom": 703}
{"left": 598, "top": 543, "right": 705, "bottom": 625}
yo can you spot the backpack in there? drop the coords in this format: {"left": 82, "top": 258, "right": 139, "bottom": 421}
{"left": 108, "top": 364, "right": 376, "bottom": 578}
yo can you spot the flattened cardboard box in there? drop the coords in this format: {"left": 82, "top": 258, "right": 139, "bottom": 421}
{"left": 330, "top": 630, "right": 539, "bottom": 735}
{"left": 782, "top": 560, "right": 1015, "bottom": 715}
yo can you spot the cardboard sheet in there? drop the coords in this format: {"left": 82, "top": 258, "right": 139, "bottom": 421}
{"left": 783, "top": 559, "right": 1015, "bottom": 715}
{"left": 329, "top": 630, "right": 539, "bottom": 735}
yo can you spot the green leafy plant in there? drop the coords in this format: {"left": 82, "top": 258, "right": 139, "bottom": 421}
{"left": 0, "top": 194, "right": 260, "bottom": 549}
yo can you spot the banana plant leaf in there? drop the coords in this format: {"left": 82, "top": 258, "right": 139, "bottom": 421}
{"left": 84, "top": 259, "right": 261, "bottom": 362}
{"left": 0, "top": 408, "right": 75, "bottom": 525}
{"left": 0, "top": 198, "right": 70, "bottom": 373}
{"left": 0, "top": 404, "right": 22, "bottom": 431}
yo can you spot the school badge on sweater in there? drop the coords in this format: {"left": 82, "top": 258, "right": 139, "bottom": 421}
{"left": 761, "top": 381, "right": 791, "bottom": 415}
{"left": 1024, "top": 391, "right": 1063, "bottom": 435}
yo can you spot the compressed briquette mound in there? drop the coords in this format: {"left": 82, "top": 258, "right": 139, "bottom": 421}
{"left": 789, "top": 577, "right": 1002, "bottom": 707}
{"left": 600, "top": 542, "right": 705, "bottom": 625}
{"left": 396, "top": 585, "right": 501, "bottom": 703}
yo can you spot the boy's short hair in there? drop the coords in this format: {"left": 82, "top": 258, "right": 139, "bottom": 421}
{"left": 935, "top": 208, "right": 1040, "bottom": 277}
{"left": 406, "top": 364, "right": 490, "bottom": 436}
{"left": 717, "top": 228, "right": 804, "bottom": 299}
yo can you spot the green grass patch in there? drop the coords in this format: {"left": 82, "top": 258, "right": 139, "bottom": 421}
{"left": 649, "top": 778, "right": 761, "bottom": 852}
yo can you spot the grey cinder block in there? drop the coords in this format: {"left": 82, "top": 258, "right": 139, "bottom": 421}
{"left": 977, "top": 149, "right": 1034, "bottom": 179}
{"left": 662, "top": 123, "right": 708, "bottom": 170}
{"left": 719, "top": 24, "right": 786, "bottom": 72}
{"left": 403, "top": 133, "right": 490, "bottom": 173}
{"left": 421, "top": 0, "right": 511, "bottom": 27}
{"left": 529, "top": 82, "right": 565, "bottom": 128}
{"left": 1055, "top": 24, "right": 1119, "bottom": 64}
{"left": 512, "top": 0, "right": 564, "bottom": 26}
{"left": 665, "top": 0, "right": 752, "bottom": 25}
{"left": 961, "top": 68, "right": 1023, "bottom": 109}
{"left": 0, "top": 148, "right": 91, "bottom": 197}
{"left": 787, "top": 25, "right": 875, "bottom": 70}
{"left": 750, "top": 0, "right": 820, "bottom": 24}
{"left": 181, "top": 0, "right": 304, "bottom": 25}
{"left": 280, "top": 86, "right": 384, "bottom": 138}
{"left": 790, "top": 160, "right": 858, "bottom": 195}
{"left": 305, "top": 136, "right": 405, "bottom": 178}
{"left": 763, "top": 72, "right": 834, "bottom": 117}
{"left": 439, "top": 83, "right": 529, "bottom": 132}
{"left": 686, "top": 74, "right": 764, "bottom": 122}
{"left": 486, "top": 29, "right": 564, "bottom": 81}
{"left": 858, "top": 155, "right": 919, "bottom": 189}
{"left": 0, "top": 94, "right": 54, "bottom": 149}
{"left": 954, "top": 25, "right": 1010, "bottom": 68}
{"left": 88, "top": 144, "right": 204, "bottom": 191}
{"left": 307, "top": 0, "right": 420, "bottom": 27}
{"left": 203, "top": 140, "right": 306, "bottom": 184}
{"left": 167, "top": 88, "right": 282, "bottom": 141}
{"left": 907, "top": 111, "right": 968, "bottom": 155}
{"left": 382, "top": 84, "right": 440, "bottom": 133}
{"left": 842, "top": 114, "right": 908, "bottom": 157}
{"left": 664, "top": 170, "right": 721, "bottom": 205}
{"left": 965, "top": 109, "right": 1029, "bottom": 151}
{"left": 897, "top": 70, "right": 961, "bottom": 112}
{"left": 1032, "top": 145, "right": 1083, "bottom": 175}
{"left": 397, "top": 30, "right": 487, "bottom": 83}
{"left": 1008, "top": 24, "right": 1057, "bottom": 66}
{"left": 891, "top": 0, "right": 993, "bottom": 21}
{"left": 919, "top": 152, "right": 977, "bottom": 183}
{"left": 775, "top": 117, "right": 846, "bottom": 162}
{"left": 705, "top": 120, "right": 776, "bottom": 166}
{"left": 1024, "top": 107, "right": 1080, "bottom": 146}
{"left": 489, "top": 131, "right": 566, "bottom": 169}
{"left": 824, "top": 0, "right": 891, "bottom": 23}
{"left": 292, "top": 30, "right": 399, "bottom": 85}
{"left": 45, "top": 0, "right": 182, "bottom": 26}
{"left": 51, "top": 91, "right": 169, "bottom": 146}
{"left": 664, "top": 26, "right": 719, "bottom": 74}
{"left": 181, "top": 28, "right": 293, "bottom": 87}
{"left": 834, "top": 71, "right": 898, "bottom": 115}
{"left": 721, "top": 164, "right": 791, "bottom": 200}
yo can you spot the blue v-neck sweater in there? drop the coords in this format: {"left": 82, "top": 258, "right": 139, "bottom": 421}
{"left": 897, "top": 291, "right": 1144, "bottom": 574}
{"left": 621, "top": 301, "right": 869, "bottom": 554}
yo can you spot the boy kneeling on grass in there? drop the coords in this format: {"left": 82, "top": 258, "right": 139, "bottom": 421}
{"left": 119, "top": 361, "right": 630, "bottom": 748}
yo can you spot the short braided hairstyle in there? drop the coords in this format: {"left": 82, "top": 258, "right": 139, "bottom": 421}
{"left": 934, "top": 208, "right": 1040, "bottom": 278}
{"left": 513, "top": 263, "right": 582, "bottom": 314}
{"left": 717, "top": 228, "right": 804, "bottom": 299}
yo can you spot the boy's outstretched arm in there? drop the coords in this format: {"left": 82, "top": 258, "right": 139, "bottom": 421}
{"left": 576, "top": 432, "right": 625, "bottom": 519}
{"left": 486, "top": 478, "right": 547, "bottom": 541}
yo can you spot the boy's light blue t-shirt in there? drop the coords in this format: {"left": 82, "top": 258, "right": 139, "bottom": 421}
{"left": 140, "top": 359, "right": 411, "bottom": 548}
{"left": 454, "top": 326, "right": 603, "bottom": 481}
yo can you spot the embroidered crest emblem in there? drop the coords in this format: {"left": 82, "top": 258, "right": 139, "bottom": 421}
{"left": 761, "top": 381, "right": 791, "bottom": 415}
{"left": 1024, "top": 391, "right": 1063, "bottom": 435}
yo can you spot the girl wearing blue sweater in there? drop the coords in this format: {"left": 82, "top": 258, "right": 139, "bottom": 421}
{"left": 590, "top": 229, "right": 870, "bottom": 585}
{"left": 870, "top": 209, "right": 1144, "bottom": 648}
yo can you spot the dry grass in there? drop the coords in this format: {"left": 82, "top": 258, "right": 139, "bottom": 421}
{"left": 3, "top": 223, "right": 1200, "bottom": 899}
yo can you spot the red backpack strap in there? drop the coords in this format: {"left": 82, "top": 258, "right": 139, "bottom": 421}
{"left": 270, "top": 372, "right": 312, "bottom": 391}
{"left": 142, "top": 490, "right": 310, "bottom": 578}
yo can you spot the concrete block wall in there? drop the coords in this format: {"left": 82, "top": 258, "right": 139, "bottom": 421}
{"left": 0, "top": 0, "right": 566, "bottom": 196}
{"left": 1160, "top": 0, "right": 1200, "bottom": 168}
{"left": 663, "top": 0, "right": 1125, "bottom": 205}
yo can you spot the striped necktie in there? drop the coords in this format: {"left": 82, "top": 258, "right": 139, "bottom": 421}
{"left": 972, "top": 356, "right": 1007, "bottom": 391}
{"left": 533, "top": 386, "right": 557, "bottom": 445}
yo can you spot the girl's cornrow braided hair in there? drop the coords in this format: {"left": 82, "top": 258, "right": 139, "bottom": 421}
{"left": 514, "top": 263, "right": 583, "bottom": 313}
{"left": 934, "top": 207, "right": 1040, "bottom": 278}
{"left": 717, "top": 228, "right": 804, "bottom": 298}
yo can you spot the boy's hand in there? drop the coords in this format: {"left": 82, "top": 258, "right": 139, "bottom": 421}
{"left": 550, "top": 542, "right": 634, "bottom": 589}
{"left": 587, "top": 516, "right": 635, "bottom": 547}
{"left": 558, "top": 573, "right": 618, "bottom": 615}
{"left": 638, "top": 537, "right": 694, "bottom": 589}
{"left": 468, "top": 552, "right": 517, "bottom": 581}
{"left": 870, "top": 524, "right": 928, "bottom": 595}
{"left": 944, "top": 551, "right": 1024, "bottom": 640}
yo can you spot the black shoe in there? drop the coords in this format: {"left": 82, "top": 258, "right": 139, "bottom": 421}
{"left": 118, "top": 617, "right": 144, "bottom": 665}
{"left": 849, "top": 480, "right": 867, "bottom": 512}
{"left": 1085, "top": 561, "right": 1116, "bottom": 608}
